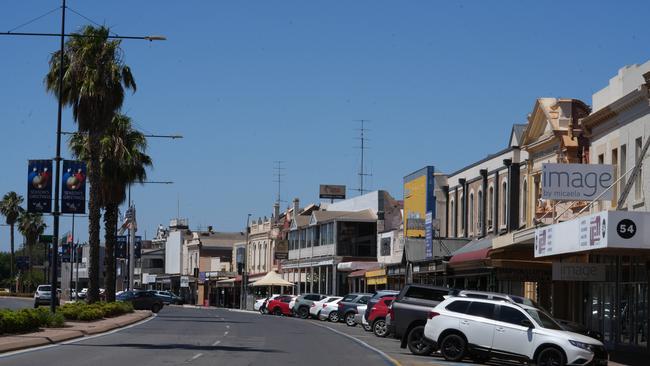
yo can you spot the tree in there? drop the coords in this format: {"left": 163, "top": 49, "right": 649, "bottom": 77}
{"left": 70, "top": 114, "right": 152, "bottom": 302}
{"left": 17, "top": 212, "right": 46, "bottom": 292}
{"left": 45, "top": 25, "right": 136, "bottom": 303}
{"left": 1, "top": 191, "right": 24, "bottom": 291}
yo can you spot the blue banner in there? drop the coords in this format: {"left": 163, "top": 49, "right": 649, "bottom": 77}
{"left": 116, "top": 236, "right": 127, "bottom": 259}
{"left": 27, "top": 159, "right": 52, "bottom": 213}
{"left": 61, "top": 160, "right": 86, "bottom": 214}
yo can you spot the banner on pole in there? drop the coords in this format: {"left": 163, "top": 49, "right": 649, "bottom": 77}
{"left": 116, "top": 236, "right": 127, "bottom": 259}
{"left": 27, "top": 159, "right": 53, "bottom": 213}
{"left": 135, "top": 236, "right": 142, "bottom": 259}
{"left": 61, "top": 160, "right": 86, "bottom": 214}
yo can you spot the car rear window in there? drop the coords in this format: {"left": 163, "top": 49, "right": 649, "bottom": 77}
{"left": 325, "top": 297, "right": 339, "bottom": 303}
{"left": 305, "top": 294, "right": 321, "bottom": 301}
{"left": 403, "top": 287, "right": 447, "bottom": 302}
{"left": 38, "top": 285, "right": 52, "bottom": 291}
{"left": 358, "top": 296, "right": 370, "bottom": 304}
{"left": 342, "top": 294, "right": 356, "bottom": 302}
{"left": 466, "top": 302, "right": 496, "bottom": 319}
{"left": 445, "top": 300, "right": 471, "bottom": 314}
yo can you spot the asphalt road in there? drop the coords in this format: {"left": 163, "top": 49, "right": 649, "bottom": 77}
{"left": 0, "top": 306, "right": 392, "bottom": 366}
{"left": 0, "top": 297, "right": 32, "bottom": 310}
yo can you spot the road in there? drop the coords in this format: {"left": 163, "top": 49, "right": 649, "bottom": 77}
{"left": 0, "top": 297, "right": 32, "bottom": 310}
{"left": 0, "top": 306, "right": 392, "bottom": 366}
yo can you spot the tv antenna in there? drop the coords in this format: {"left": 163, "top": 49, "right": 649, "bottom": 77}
{"left": 353, "top": 119, "right": 372, "bottom": 195}
{"left": 273, "top": 161, "right": 286, "bottom": 204}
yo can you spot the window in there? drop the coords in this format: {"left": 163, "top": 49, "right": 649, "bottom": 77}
{"left": 498, "top": 306, "right": 528, "bottom": 326}
{"left": 300, "top": 229, "right": 306, "bottom": 249}
{"left": 403, "top": 287, "right": 448, "bottom": 302}
{"left": 635, "top": 137, "right": 643, "bottom": 200}
{"left": 450, "top": 199, "right": 456, "bottom": 237}
{"left": 358, "top": 296, "right": 370, "bottom": 304}
{"left": 598, "top": 153, "right": 604, "bottom": 164}
{"left": 380, "top": 237, "right": 391, "bottom": 256}
{"left": 612, "top": 148, "right": 618, "bottom": 205}
{"left": 383, "top": 299, "right": 393, "bottom": 306}
{"left": 341, "top": 294, "right": 357, "bottom": 302}
{"left": 488, "top": 186, "right": 494, "bottom": 229}
{"left": 445, "top": 300, "right": 471, "bottom": 314}
{"left": 522, "top": 180, "right": 527, "bottom": 224}
{"left": 459, "top": 192, "right": 464, "bottom": 234}
{"left": 467, "top": 302, "right": 496, "bottom": 319}
{"left": 621, "top": 144, "right": 627, "bottom": 203}
{"left": 501, "top": 181, "right": 507, "bottom": 226}
{"left": 525, "top": 309, "right": 562, "bottom": 330}
{"left": 469, "top": 192, "right": 475, "bottom": 235}
{"left": 478, "top": 190, "right": 483, "bottom": 235}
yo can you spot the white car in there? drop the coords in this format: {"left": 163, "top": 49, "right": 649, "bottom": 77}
{"left": 318, "top": 297, "right": 343, "bottom": 322}
{"left": 255, "top": 294, "right": 281, "bottom": 313}
{"left": 354, "top": 304, "right": 372, "bottom": 331}
{"left": 309, "top": 296, "right": 342, "bottom": 318}
{"left": 423, "top": 297, "right": 608, "bottom": 365}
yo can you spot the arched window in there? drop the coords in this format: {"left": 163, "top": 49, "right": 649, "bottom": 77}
{"left": 522, "top": 180, "right": 528, "bottom": 225}
{"left": 478, "top": 190, "right": 483, "bottom": 235}
{"left": 502, "top": 181, "right": 508, "bottom": 226}
{"left": 469, "top": 192, "right": 475, "bottom": 235}
{"left": 459, "top": 192, "right": 464, "bottom": 234}
{"left": 488, "top": 186, "right": 494, "bottom": 230}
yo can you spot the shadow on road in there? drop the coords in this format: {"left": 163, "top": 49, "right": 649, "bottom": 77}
{"left": 67, "top": 343, "right": 283, "bottom": 353}
{"left": 156, "top": 319, "right": 251, "bottom": 324}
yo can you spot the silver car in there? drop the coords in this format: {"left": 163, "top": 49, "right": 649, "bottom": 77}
{"left": 34, "top": 285, "right": 59, "bottom": 308}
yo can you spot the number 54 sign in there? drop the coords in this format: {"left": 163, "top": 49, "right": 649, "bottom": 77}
{"left": 617, "top": 219, "right": 637, "bottom": 239}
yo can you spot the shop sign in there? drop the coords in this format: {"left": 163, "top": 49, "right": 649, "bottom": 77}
{"left": 180, "top": 276, "right": 190, "bottom": 287}
{"left": 541, "top": 163, "right": 613, "bottom": 201}
{"left": 142, "top": 273, "right": 157, "bottom": 284}
{"left": 425, "top": 212, "right": 433, "bottom": 259}
{"left": 496, "top": 268, "right": 551, "bottom": 282}
{"left": 535, "top": 211, "right": 650, "bottom": 257}
{"left": 552, "top": 263, "right": 606, "bottom": 282}
{"left": 275, "top": 240, "right": 289, "bottom": 260}
{"left": 319, "top": 184, "right": 346, "bottom": 200}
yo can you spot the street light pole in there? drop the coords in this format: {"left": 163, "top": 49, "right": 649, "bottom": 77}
{"left": 241, "top": 213, "right": 251, "bottom": 310}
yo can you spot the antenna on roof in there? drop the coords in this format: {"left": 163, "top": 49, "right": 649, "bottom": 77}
{"left": 273, "top": 160, "right": 286, "bottom": 205}
{"left": 353, "top": 119, "right": 372, "bottom": 196}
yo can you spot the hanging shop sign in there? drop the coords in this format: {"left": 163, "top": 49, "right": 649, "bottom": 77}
{"left": 61, "top": 160, "right": 86, "bottom": 214}
{"left": 552, "top": 263, "right": 606, "bottom": 282}
{"left": 535, "top": 210, "right": 650, "bottom": 257}
{"left": 180, "top": 276, "right": 190, "bottom": 288}
{"left": 541, "top": 163, "right": 614, "bottom": 201}
{"left": 27, "top": 159, "right": 53, "bottom": 213}
{"left": 425, "top": 211, "right": 433, "bottom": 259}
{"left": 275, "top": 239, "right": 289, "bottom": 260}
{"left": 403, "top": 166, "right": 436, "bottom": 238}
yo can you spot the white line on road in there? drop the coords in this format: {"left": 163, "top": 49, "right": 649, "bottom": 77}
{"left": 191, "top": 353, "right": 203, "bottom": 361}
{"left": 224, "top": 331, "right": 229, "bottom": 336}
{"left": 212, "top": 340, "right": 221, "bottom": 346}
{"left": 226, "top": 325, "right": 230, "bottom": 329}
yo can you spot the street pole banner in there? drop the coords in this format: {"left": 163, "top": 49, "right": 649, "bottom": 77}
{"left": 61, "top": 160, "right": 87, "bottom": 214}
{"left": 27, "top": 159, "right": 53, "bottom": 213}
{"left": 116, "top": 236, "right": 127, "bottom": 259}
{"left": 134, "top": 236, "right": 142, "bottom": 259}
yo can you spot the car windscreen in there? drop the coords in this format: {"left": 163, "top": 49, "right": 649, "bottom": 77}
{"left": 526, "top": 309, "right": 563, "bottom": 330}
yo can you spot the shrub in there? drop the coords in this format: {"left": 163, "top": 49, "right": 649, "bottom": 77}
{"left": 77, "top": 308, "right": 104, "bottom": 321}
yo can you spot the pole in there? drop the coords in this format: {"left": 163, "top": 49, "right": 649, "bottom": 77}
{"left": 48, "top": 0, "right": 66, "bottom": 314}
{"left": 75, "top": 241, "right": 79, "bottom": 300}
{"left": 128, "top": 205, "right": 136, "bottom": 290}
{"left": 241, "top": 214, "right": 251, "bottom": 310}
{"left": 68, "top": 213, "right": 75, "bottom": 300}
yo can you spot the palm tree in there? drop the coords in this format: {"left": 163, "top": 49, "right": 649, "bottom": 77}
{"left": 1, "top": 192, "right": 24, "bottom": 292}
{"left": 70, "top": 114, "right": 152, "bottom": 302}
{"left": 45, "top": 25, "right": 136, "bottom": 303}
{"left": 18, "top": 212, "right": 46, "bottom": 292}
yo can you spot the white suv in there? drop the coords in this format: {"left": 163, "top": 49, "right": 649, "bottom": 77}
{"left": 424, "top": 297, "right": 608, "bottom": 366}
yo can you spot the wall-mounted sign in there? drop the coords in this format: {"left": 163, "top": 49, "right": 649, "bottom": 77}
{"left": 27, "top": 160, "right": 52, "bottom": 213}
{"left": 541, "top": 163, "right": 613, "bottom": 201}
{"left": 319, "top": 185, "right": 346, "bottom": 200}
{"left": 552, "top": 263, "right": 606, "bottom": 282}
{"left": 275, "top": 239, "right": 289, "bottom": 260}
{"left": 180, "top": 276, "right": 190, "bottom": 287}
{"left": 535, "top": 210, "right": 649, "bottom": 257}
{"left": 404, "top": 166, "right": 435, "bottom": 238}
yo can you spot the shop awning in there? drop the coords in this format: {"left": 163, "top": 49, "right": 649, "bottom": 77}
{"left": 337, "top": 261, "right": 379, "bottom": 272}
{"left": 449, "top": 236, "right": 494, "bottom": 265}
{"left": 249, "top": 271, "right": 295, "bottom": 287}
{"left": 349, "top": 268, "right": 369, "bottom": 278}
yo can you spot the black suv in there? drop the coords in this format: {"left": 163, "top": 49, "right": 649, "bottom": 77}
{"left": 338, "top": 293, "right": 372, "bottom": 326}
{"left": 389, "top": 284, "right": 452, "bottom": 355}
{"left": 117, "top": 290, "right": 165, "bottom": 313}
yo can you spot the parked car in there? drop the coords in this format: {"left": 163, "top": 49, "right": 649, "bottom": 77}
{"left": 318, "top": 297, "right": 344, "bottom": 322}
{"left": 292, "top": 293, "right": 328, "bottom": 319}
{"left": 34, "top": 285, "right": 59, "bottom": 308}
{"left": 256, "top": 294, "right": 281, "bottom": 314}
{"left": 368, "top": 296, "right": 395, "bottom": 337}
{"left": 77, "top": 287, "right": 88, "bottom": 299}
{"left": 267, "top": 295, "right": 295, "bottom": 316}
{"left": 154, "top": 290, "right": 184, "bottom": 305}
{"left": 363, "top": 290, "right": 399, "bottom": 322}
{"left": 389, "top": 284, "right": 452, "bottom": 355}
{"left": 338, "top": 293, "right": 372, "bottom": 326}
{"left": 116, "top": 290, "right": 165, "bottom": 313}
{"left": 457, "top": 290, "right": 542, "bottom": 309}
{"left": 309, "top": 296, "right": 342, "bottom": 318}
{"left": 556, "top": 319, "right": 603, "bottom": 341}
{"left": 424, "top": 297, "right": 608, "bottom": 365}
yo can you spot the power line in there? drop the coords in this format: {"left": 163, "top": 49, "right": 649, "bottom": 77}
{"left": 5, "top": 6, "right": 61, "bottom": 33}
{"left": 353, "top": 119, "right": 372, "bottom": 195}
{"left": 273, "top": 161, "right": 286, "bottom": 205}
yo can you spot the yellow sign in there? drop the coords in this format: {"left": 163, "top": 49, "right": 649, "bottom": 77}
{"left": 404, "top": 173, "right": 428, "bottom": 237}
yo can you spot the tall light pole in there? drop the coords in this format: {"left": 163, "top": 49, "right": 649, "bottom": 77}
{"left": 241, "top": 213, "right": 251, "bottom": 310}
{"left": 1, "top": 1, "right": 165, "bottom": 312}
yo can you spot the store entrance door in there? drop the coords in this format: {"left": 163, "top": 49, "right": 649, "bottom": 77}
{"left": 587, "top": 282, "right": 617, "bottom": 348}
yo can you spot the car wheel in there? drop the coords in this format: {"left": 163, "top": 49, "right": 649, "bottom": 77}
{"left": 259, "top": 306, "right": 266, "bottom": 314}
{"left": 373, "top": 319, "right": 389, "bottom": 337}
{"left": 536, "top": 347, "right": 565, "bottom": 366}
{"left": 151, "top": 303, "right": 162, "bottom": 313}
{"left": 298, "top": 306, "right": 309, "bottom": 319}
{"left": 345, "top": 313, "right": 356, "bottom": 326}
{"left": 439, "top": 333, "right": 466, "bottom": 361}
{"left": 328, "top": 311, "right": 339, "bottom": 322}
{"left": 407, "top": 325, "right": 435, "bottom": 356}
{"left": 363, "top": 323, "right": 372, "bottom": 332}
{"left": 273, "top": 308, "right": 282, "bottom": 316}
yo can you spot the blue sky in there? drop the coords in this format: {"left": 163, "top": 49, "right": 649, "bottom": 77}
{"left": 1, "top": 1, "right": 649, "bottom": 251}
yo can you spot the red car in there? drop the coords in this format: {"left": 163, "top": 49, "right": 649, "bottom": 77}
{"left": 368, "top": 296, "right": 395, "bottom": 337}
{"left": 266, "top": 295, "right": 294, "bottom": 316}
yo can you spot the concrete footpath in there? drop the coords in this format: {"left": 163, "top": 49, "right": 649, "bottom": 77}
{"left": 0, "top": 310, "right": 152, "bottom": 353}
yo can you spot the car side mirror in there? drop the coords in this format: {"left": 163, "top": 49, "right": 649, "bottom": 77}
{"left": 521, "top": 319, "right": 534, "bottom": 328}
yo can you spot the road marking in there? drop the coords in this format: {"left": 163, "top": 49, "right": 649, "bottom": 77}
{"left": 0, "top": 313, "right": 157, "bottom": 359}
{"left": 224, "top": 331, "right": 229, "bottom": 336}
{"left": 307, "top": 321, "right": 402, "bottom": 366}
{"left": 226, "top": 325, "right": 230, "bottom": 329}
{"left": 212, "top": 340, "right": 221, "bottom": 346}
{"left": 190, "top": 353, "right": 203, "bottom": 361}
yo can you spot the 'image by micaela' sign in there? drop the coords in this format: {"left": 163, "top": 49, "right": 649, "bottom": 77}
{"left": 542, "top": 163, "right": 613, "bottom": 201}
